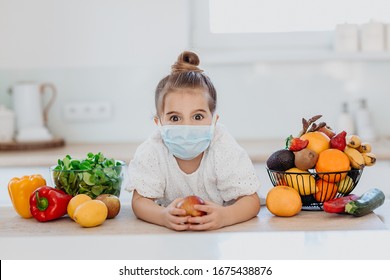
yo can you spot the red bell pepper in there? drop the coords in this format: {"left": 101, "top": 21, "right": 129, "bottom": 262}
{"left": 323, "top": 194, "right": 359, "bottom": 213}
{"left": 30, "top": 186, "right": 72, "bottom": 222}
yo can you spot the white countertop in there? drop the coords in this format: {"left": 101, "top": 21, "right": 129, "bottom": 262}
{"left": 1, "top": 199, "right": 389, "bottom": 260}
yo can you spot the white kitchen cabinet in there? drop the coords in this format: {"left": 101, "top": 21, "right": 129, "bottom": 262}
{"left": 355, "top": 160, "right": 390, "bottom": 197}
{"left": 254, "top": 163, "right": 274, "bottom": 198}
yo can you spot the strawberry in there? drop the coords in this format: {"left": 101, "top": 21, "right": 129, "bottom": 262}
{"left": 285, "top": 135, "right": 309, "bottom": 152}
{"left": 330, "top": 131, "right": 347, "bottom": 151}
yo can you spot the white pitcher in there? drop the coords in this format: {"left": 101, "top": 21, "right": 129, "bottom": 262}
{"left": 9, "top": 82, "right": 56, "bottom": 142}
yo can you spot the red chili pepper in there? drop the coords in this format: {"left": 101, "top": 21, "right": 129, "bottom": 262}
{"left": 30, "top": 186, "right": 72, "bottom": 222}
{"left": 285, "top": 135, "right": 309, "bottom": 151}
{"left": 323, "top": 194, "right": 359, "bottom": 213}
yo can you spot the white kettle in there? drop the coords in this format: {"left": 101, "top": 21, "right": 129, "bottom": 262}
{"left": 9, "top": 82, "right": 56, "bottom": 142}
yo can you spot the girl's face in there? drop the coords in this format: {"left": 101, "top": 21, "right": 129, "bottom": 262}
{"left": 158, "top": 88, "right": 214, "bottom": 126}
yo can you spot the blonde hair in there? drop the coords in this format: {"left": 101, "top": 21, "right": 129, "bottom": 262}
{"left": 155, "top": 51, "right": 217, "bottom": 117}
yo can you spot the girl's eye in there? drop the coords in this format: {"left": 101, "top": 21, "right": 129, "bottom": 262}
{"left": 194, "top": 114, "right": 204, "bottom": 121}
{"left": 169, "top": 115, "right": 180, "bottom": 122}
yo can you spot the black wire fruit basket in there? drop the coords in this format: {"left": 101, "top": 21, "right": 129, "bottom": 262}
{"left": 266, "top": 168, "right": 364, "bottom": 210}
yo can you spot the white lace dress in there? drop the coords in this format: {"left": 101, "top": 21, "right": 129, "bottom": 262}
{"left": 125, "top": 124, "right": 261, "bottom": 207}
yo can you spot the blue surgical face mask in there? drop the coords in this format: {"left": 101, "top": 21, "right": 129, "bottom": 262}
{"left": 159, "top": 117, "right": 216, "bottom": 160}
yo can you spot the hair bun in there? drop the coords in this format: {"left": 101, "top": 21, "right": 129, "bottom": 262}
{"left": 171, "top": 51, "right": 203, "bottom": 74}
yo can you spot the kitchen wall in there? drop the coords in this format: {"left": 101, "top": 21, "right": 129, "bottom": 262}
{"left": 1, "top": 0, "right": 390, "bottom": 144}
{"left": 0, "top": 0, "right": 190, "bottom": 143}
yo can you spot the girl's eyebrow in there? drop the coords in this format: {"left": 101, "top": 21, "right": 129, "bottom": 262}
{"left": 165, "top": 111, "right": 181, "bottom": 115}
{"left": 192, "top": 109, "right": 208, "bottom": 114}
{"left": 165, "top": 109, "right": 207, "bottom": 115}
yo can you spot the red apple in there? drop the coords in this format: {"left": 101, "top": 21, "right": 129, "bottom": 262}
{"left": 176, "top": 195, "right": 206, "bottom": 217}
{"left": 95, "top": 194, "right": 121, "bottom": 219}
{"left": 317, "top": 125, "right": 336, "bottom": 139}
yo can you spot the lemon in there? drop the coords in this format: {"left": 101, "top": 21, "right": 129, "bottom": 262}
{"left": 284, "top": 167, "right": 317, "bottom": 195}
{"left": 73, "top": 200, "right": 108, "bottom": 228}
{"left": 67, "top": 194, "right": 92, "bottom": 220}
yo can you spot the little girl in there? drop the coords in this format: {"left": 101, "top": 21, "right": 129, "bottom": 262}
{"left": 126, "top": 51, "right": 261, "bottom": 231}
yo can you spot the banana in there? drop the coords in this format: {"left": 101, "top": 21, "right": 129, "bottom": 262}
{"left": 362, "top": 152, "right": 376, "bottom": 166}
{"left": 344, "top": 146, "right": 365, "bottom": 169}
{"left": 358, "top": 142, "right": 372, "bottom": 153}
{"left": 346, "top": 135, "right": 362, "bottom": 148}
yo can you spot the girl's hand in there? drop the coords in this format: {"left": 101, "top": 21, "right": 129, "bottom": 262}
{"left": 162, "top": 198, "right": 190, "bottom": 231}
{"left": 186, "top": 201, "right": 227, "bottom": 231}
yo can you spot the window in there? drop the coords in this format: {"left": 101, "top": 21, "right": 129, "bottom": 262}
{"left": 210, "top": 0, "right": 390, "bottom": 33}
{"left": 192, "top": 0, "right": 390, "bottom": 55}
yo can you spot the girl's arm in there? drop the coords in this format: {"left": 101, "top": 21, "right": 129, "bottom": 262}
{"left": 131, "top": 190, "right": 190, "bottom": 231}
{"left": 187, "top": 192, "right": 261, "bottom": 231}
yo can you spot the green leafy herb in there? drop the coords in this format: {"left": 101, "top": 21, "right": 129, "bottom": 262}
{"left": 51, "top": 152, "right": 124, "bottom": 198}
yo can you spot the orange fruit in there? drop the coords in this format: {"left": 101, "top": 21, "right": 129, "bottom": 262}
{"left": 314, "top": 179, "right": 338, "bottom": 202}
{"left": 300, "top": 132, "right": 330, "bottom": 155}
{"left": 266, "top": 185, "right": 302, "bottom": 217}
{"left": 315, "top": 149, "right": 351, "bottom": 182}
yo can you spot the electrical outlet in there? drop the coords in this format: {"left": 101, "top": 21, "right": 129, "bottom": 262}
{"left": 63, "top": 102, "right": 112, "bottom": 121}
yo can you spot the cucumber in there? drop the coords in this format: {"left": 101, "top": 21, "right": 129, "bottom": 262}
{"left": 345, "top": 188, "right": 385, "bottom": 217}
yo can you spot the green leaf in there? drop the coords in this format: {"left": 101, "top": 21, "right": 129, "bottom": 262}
{"left": 83, "top": 172, "right": 94, "bottom": 185}
{"left": 81, "top": 160, "right": 92, "bottom": 169}
{"left": 63, "top": 156, "right": 71, "bottom": 170}
{"left": 103, "top": 167, "right": 116, "bottom": 178}
{"left": 91, "top": 185, "right": 104, "bottom": 196}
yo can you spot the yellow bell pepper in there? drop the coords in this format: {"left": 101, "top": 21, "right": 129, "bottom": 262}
{"left": 8, "top": 174, "right": 47, "bottom": 218}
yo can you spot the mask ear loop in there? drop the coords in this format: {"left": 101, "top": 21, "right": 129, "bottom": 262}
{"left": 211, "top": 113, "right": 219, "bottom": 127}
{"left": 209, "top": 114, "right": 217, "bottom": 135}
